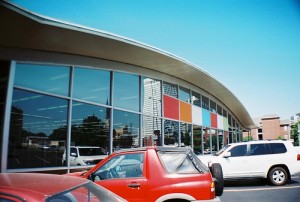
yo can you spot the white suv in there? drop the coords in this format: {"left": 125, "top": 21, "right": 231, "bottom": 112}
{"left": 198, "top": 140, "right": 300, "bottom": 185}
{"left": 62, "top": 146, "right": 108, "bottom": 166}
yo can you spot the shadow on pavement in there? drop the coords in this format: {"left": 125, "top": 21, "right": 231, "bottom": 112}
{"left": 224, "top": 178, "right": 299, "bottom": 187}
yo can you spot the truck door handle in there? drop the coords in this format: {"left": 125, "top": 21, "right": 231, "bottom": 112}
{"left": 128, "top": 183, "right": 140, "bottom": 188}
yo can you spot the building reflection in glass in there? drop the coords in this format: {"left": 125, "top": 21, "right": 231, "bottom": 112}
{"left": 113, "top": 109, "right": 140, "bottom": 150}
{"left": 164, "top": 120, "right": 179, "bottom": 146}
{"left": 180, "top": 122, "right": 192, "bottom": 147}
{"left": 142, "top": 116, "right": 162, "bottom": 146}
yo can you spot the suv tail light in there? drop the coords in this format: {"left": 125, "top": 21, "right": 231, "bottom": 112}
{"left": 297, "top": 154, "right": 300, "bottom": 161}
{"left": 210, "top": 181, "right": 216, "bottom": 199}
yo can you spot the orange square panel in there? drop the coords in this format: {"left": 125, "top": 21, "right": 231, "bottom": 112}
{"left": 180, "top": 101, "right": 192, "bottom": 123}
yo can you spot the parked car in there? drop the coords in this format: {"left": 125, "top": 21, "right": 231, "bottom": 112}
{"left": 198, "top": 140, "right": 300, "bottom": 185}
{"left": 66, "top": 146, "right": 223, "bottom": 202}
{"left": 0, "top": 173, "right": 127, "bottom": 202}
{"left": 62, "top": 146, "right": 108, "bottom": 166}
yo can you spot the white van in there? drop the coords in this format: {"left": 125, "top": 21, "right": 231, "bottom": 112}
{"left": 62, "top": 146, "right": 108, "bottom": 166}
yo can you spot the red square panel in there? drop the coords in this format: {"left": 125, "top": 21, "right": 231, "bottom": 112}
{"left": 211, "top": 113, "right": 218, "bottom": 128}
{"left": 163, "top": 95, "right": 179, "bottom": 120}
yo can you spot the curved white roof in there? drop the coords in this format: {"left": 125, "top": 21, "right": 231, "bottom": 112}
{"left": 0, "top": 1, "right": 256, "bottom": 129}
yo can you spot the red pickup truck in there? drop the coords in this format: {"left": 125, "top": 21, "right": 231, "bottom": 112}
{"left": 68, "top": 146, "right": 223, "bottom": 202}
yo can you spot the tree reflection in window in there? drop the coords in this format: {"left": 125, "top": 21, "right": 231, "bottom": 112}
{"left": 71, "top": 101, "right": 110, "bottom": 151}
{"left": 8, "top": 89, "right": 68, "bottom": 169}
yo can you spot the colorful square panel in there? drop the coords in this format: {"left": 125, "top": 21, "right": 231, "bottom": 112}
{"left": 211, "top": 113, "right": 217, "bottom": 128}
{"left": 217, "top": 114, "right": 224, "bottom": 130}
{"left": 163, "top": 95, "right": 179, "bottom": 120}
{"left": 202, "top": 109, "right": 211, "bottom": 127}
{"left": 192, "top": 105, "right": 202, "bottom": 125}
{"left": 180, "top": 101, "right": 192, "bottom": 122}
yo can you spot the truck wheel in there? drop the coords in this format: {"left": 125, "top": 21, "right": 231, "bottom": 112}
{"left": 268, "top": 167, "right": 288, "bottom": 186}
{"left": 210, "top": 163, "right": 224, "bottom": 196}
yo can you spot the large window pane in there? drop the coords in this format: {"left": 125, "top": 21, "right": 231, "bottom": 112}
{"left": 113, "top": 72, "right": 139, "bottom": 112}
{"left": 8, "top": 89, "right": 68, "bottom": 169}
{"left": 180, "top": 123, "right": 191, "bottom": 147}
{"left": 142, "top": 116, "right": 162, "bottom": 146}
{"left": 192, "top": 91, "right": 201, "bottom": 107}
{"left": 202, "top": 96, "right": 209, "bottom": 110}
{"left": 164, "top": 120, "right": 179, "bottom": 146}
{"left": 163, "top": 82, "right": 178, "bottom": 98}
{"left": 203, "top": 127, "right": 211, "bottom": 154}
{"left": 73, "top": 67, "right": 111, "bottom": 105}
{"left": 193, "top": 125, "right": 202, "bottom": 155}
{"left": 113, "top": 110, "right": 140, "bottom": 150}
{"left": 210, "top": 100, "right": 216, "bottom": 113}
{"left": 179, "top": 87, "right": 190, "bottom": 103}
{"left": 15, "top": 63, "right": 70, "bottom": 96}
{"left": 0, "top": 61, "right": 9, "bottom": 140}
{"left": 211, "top": 129, "right": 217, "bottom": 153}
{"left": 70, "top": 101, "right": 110, "bottom": 166}
{"left": 142, "top": 77, "right": 162, "bottom": 116}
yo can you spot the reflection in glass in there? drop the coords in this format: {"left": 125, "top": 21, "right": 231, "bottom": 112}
{"left": 179, "top": 87, "right": 190, "bottom": 103}
{"left": 0, "top": 62, "right": 9, "bottom": 138}
{"left": 71, "top": 101, "right": 110, "bottom": 160}
{"left": 202, "top": 96, "right": 209, "bottom": 110}
{"left": 193, "top": 125, "right": 202, "bottom": 155}
{"left": 192, "top": 91, "right": 201, "bottom": 107}
{"left": 163, "top": 82, "right": 178, "bottom": 98}
{"left": 15, "top": 63, "right": 70, "bottom": 96}
{"left": 8, "top": 89, "right": 68, "bottom": 169}
{"left": 180, "top": 123, "right": 191, "bottom": 147}
{"left": 142, "top": 116, "right": 162, "bottom": 146}
{"left": 224, "top": 131, "right": 229, "bottom": 145}
{"left": 164, "top": 120, "right": 179, "bottom": 146}
{"left": 210, "top": 100, "right": 216, "bottom": 113}
{"left": 228, "top": 128, "right": 233, "bottom": 143}
{"left": 142, "top": 77, "right": 162, "bottom": 116}
{"left": 211, "top": 129, "right": 217, "bottom": 153}
{"left": 113, "top": 72, "right": 139, "bottom": 112}
{"left": 218, "top": 130, "right": 224, "bottom": 151}
{"left": 113, "top": 109, "right": 140, "bottom": 150}
{"left": 203, "top": 127, "right": 211, "bottom": 154}
{"left": 73, "top": 67, "right": 111, "bottom": 105}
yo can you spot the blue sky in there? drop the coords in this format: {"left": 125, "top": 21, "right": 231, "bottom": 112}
{"left": 9, "top": 0, "right": 300, "bottom": 120}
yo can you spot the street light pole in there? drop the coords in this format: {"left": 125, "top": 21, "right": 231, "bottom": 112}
{"left": 298, "top": 123, "right": 300, "bottom": 146}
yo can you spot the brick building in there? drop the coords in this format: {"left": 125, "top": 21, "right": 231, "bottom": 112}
{"left": 244, "top": 114, "right": 291, "bottom": 141}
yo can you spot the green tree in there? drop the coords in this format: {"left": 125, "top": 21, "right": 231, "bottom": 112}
{"left": 291, "top": 121, "right": 300, "bottom": 146}
{"left": 243, "top": 135, "right": 253, "bottom": 142}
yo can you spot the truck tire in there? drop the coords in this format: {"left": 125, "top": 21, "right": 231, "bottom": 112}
{"left": 268, "top": 167, "right": 288, "bottom": 186}
{"left": 210, "top": 163, "right": 224, "bottom": 196}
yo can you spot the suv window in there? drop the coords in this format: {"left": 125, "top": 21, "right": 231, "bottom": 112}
{"left": 269, "top": 143, "right": 287, "bottom": 154}
{"left": 250, "top": 144, "right": 271, "bottom": 155}
{"left": 229, "top": 145, "right": 247, "bottom": 157}
{"left": 95, "top": 153, "right": 144, "bottom": 180}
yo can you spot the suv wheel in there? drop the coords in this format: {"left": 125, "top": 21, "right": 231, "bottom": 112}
{"left": 268, "top": 167, "right": 288, "bottom": 186}
{"left": 210, "top": 163, "right": 224, "bottom": 196}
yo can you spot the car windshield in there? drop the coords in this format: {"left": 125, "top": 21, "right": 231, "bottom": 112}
{"left": 79, "top": 148, "right": 106, "bottom": 156}
{"left": 214, "top": 144, "right": 231, "bottom": 156}
{"left": 47, "top": 181, "right": 125, "bottom": 202}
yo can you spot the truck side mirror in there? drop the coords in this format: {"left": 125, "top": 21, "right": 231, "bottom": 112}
{"left": 70, "top": 152, "right": 78, "bottom": 157}
{"left": 224, "top": 152, "right": 231, "bottom": 158}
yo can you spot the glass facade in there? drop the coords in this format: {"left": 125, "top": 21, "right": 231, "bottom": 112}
{"left": 2, "top": 62, "right": 243, "bottom": 172}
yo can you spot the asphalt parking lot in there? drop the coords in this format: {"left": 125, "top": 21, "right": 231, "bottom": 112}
{"left": 219, "top": 175, "right": 300, "bottom": 202}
